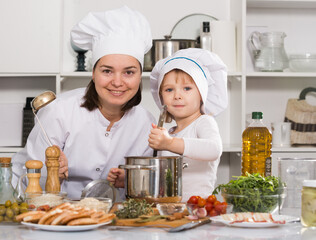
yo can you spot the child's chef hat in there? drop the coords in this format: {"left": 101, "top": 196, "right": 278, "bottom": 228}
{"left": 70, "top": 6, "right": 152, "bottom": 68}
{"left": 150, "top": 48, "right": 228, "bottom": 116}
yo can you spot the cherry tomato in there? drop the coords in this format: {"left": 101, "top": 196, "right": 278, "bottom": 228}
{"left": 197, "top": 198, "right": 206, "bottom": 208}
{"left": 220, "top": 202, "right": 228, "bottom": 214}
{"left": 205, "top": 202, "right": 213, "bottom": 212}
{"left": 213, "top": 200, "right": 221, "bottom": 207}
{"left": 206, "top": 195, "right": 217, "bottom": 203}
{"left": 209, "top": 209, "right": 218, "bottom": 217}
{"left": 214, "top": 203, "right": 225, "bottom": 213}
{"left": 187, "top": 196, "right": 198, "bottom": 205}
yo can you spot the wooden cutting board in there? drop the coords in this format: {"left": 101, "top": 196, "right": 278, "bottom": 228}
{"left": 110, "top": 203, "right": 207, "bottom": 228}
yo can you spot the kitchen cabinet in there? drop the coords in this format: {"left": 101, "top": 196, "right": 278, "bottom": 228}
{"left": 0, "top": 0, "right": 316, "bottom": 178}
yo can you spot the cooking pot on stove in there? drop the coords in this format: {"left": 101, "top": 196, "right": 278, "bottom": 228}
{"left": 144, "top": 35, "right": 197, "bottom": 71}
{"left": 119, "top": 156, "right": 188, "bottom": 203}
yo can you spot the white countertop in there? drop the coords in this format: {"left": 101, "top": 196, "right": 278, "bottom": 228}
{"left": 1, "top": 221, "right": 316, "bottom": 240}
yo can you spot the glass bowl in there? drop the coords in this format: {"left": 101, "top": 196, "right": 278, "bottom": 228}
{"left": 156, "top": 203, "right": 186, "bottom": 215}
{"left": 221, "top": 187, "right": 287, "bottom": 214}
{"left": 186, "top": 202, "right": 233, "bottom": 217}
{"left": 289, "top": 53, "right": 316, "bottom": 72}
{"left": 74, "top": 197, "right": 112, "bottom": 213}
{"left": 25, "top": 191, "right": 67, "bottom": 210}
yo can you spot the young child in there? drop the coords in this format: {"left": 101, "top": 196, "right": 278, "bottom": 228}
{"left": 107, "top": 48, "right": 227, "bottom": 201}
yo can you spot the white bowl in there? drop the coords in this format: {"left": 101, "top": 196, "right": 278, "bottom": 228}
{"left": 289, "top": 53, "right": 316, "bottom": 72}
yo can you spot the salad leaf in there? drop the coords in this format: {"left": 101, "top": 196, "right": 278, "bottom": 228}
{"left": 212, "top": 173, "right": 286, "bottom": 213}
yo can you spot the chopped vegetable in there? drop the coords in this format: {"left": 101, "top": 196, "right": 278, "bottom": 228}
{"left": 114, "top": 199, "right": 153, "bottom": 219}
{"left": 212, "top": 173, "right": 286, "bottom": 213}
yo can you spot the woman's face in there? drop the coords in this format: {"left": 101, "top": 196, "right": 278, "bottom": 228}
{"left": 92, "top": 54, "right": 142, "bottom": 110}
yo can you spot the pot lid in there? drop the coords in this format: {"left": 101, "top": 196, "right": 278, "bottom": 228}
{"left": 81, "top": 179, "right": 116, "bottom": 202}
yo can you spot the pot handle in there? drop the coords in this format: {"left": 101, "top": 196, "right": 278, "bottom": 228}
{"left": 183, "top": 163, "right": 188, "bottom": 169}
{"left": 118, "top": 164, "right": 157, "bottom": 170}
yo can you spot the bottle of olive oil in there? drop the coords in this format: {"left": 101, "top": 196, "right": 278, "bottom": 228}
{"left": 242, "top": 112, "right": 272, "bottom": 176}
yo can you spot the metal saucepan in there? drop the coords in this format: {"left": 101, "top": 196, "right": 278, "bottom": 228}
{"left": 144, "top": 35, "right": 197, "bottom": 71}
{"left": 119, "top": 156, "right": 188, "bottom": 204}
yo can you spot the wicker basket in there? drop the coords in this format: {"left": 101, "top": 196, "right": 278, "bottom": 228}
{"left": 284, "top": 87, "right": 316, "bottom": 145}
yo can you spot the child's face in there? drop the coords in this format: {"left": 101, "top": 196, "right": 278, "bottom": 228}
{"left": 160, "top": 70, "right": 202, "bottom": 121}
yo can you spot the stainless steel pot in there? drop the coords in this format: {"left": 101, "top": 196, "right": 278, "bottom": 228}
{"left": 144, "top": 36, "right": 197, "bottom": 71}
{"left": 119, "top": 156, "right": 188, "bottom": 203}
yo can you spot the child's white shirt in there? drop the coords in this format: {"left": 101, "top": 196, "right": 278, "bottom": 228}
{"left": 161, "top": 114, "right": 222, "bottom": 201}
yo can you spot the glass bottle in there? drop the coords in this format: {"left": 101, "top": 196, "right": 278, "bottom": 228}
{"left": 242, "top": 112, "right": 272, "bottom": 176}
{"left": 0, "top": 157, "right": 15, "bottom": 204}
{"left": 301, "top": 180, "right": 316, "bottom": 227}
{"left": 200, "top": 21, "right": 212, "bottom": 51}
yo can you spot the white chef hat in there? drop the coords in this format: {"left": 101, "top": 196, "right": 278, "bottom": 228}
{"left": 70, "top": 6, "right": 152, "bottom": 68}
{"left": 150, "top": 48, "right": 228, "bottom": 116}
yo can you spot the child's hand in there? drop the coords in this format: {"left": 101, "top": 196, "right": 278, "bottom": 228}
{"left": 148, "top": 123, "right": 173, "bottom": 151}
{"left": 107, "top": 168, "right": 125, "bottom": 188}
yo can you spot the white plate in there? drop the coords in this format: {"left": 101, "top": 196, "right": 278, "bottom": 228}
{"left": 210, "top": 215, "right": 300, "bottom": 228}
{"left": 21, "top": 220, "right": 112, "bottom": 232}
{"left": 170, "top": 13, "right": 217, "bottom": 40}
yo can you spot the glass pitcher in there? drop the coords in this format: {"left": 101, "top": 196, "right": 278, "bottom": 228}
{"left": 249, "top": 31, "right": 289, "bottom": 72}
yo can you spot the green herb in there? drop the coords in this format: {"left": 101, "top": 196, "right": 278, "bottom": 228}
{"left": 212, "top": 173, "right": 286, "bottom": 213}
{"left": 166, "top": 168, "right": 173, "bottom": 197}
{"left": 114, "top": 199, "right": 153, "bottom": 219}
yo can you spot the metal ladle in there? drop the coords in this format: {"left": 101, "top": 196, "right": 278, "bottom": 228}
{"left": 153, "top": 105, "right": 167, "bottom": 157}
{"left": 31, "top": 91, "right": 56, "bottom": 147}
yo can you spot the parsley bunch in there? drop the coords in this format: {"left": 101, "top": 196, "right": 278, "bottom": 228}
{"left": 212, "top": 173, "right": 286, "bottom": 213}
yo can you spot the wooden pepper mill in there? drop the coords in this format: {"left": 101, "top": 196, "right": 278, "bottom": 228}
{"left": 45, "top": 145, "right": 60, "bottom": 192}
{"left": 25, "top": 160, "right": 43, "bottom": 193}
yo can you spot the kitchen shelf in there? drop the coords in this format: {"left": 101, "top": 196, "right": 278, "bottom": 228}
{"left": 0, "top": 73, "right": 58, "bottom": 77}
{"left": 222, "top": 145, "right": 316, "bottom": 153}
{"left": 0, "top": 147, "right": 23, "bottom": 153}
{"left": 3, "top": 146, "right": 315, "bottom": 154}
{"left": 246, "top": 72, "right": 316, "bottom": 77}
{"left": 247, "top": 0, "right": 316, "bottom": 9}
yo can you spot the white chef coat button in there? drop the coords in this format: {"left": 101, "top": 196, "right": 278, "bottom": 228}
{"left": 96, "top": 168, "right": 100, "bottom": 171}
{"left": 105, "top": 133, "right": 109, "bottom": 137}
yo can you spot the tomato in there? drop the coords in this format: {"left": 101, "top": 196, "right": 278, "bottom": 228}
{"left": 205, "top": 202, "right": 213, "bottom": 212}
{"left": 206, "top": 195, "right": 217, "bottom": 203}
{"left": 187, "top": 196, "right": 199, "bottom": 205}
{"left": 209, "top": 209, "right": 218, "bottom": 217}
{"left": 213, "top": 200, "right": 221, "bottom": 207}
{"left": 197, "top": 198, "right": 206, "bottom": 208}
{"left": 214, "top": 203, "right": 225, "bottom": 213}
{"left": 220, "top": 202, "right": 228, "bottom": 214}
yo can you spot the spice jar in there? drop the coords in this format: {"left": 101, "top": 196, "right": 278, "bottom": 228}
{"left": 0, "top": 157, "right": 15, "bottom": 205}
{"left": 301, "top": 180, "right": 316, "bottom": 227}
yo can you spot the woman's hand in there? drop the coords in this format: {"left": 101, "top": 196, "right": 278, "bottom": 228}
{"left": 107, "top": 168, "right": 125, "bottom": 188}
{"left": 148, "top": 123, "right": 173, "bottom": 151}
{"left": 58, "top": 149, "right": 69, "bottom": 181}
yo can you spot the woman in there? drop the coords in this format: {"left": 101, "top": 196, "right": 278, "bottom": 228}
{"left": 12, "top": 6, "right": 155, "bottom": 200}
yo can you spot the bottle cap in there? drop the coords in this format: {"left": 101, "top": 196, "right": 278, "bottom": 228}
{"left": 252, "top": 112, "right": 263, "bottom": 119}
{"left": 303, "top": 180, "right": 316, "bottom": 188}
{"left": 202, "top": 22, "right": 210, "bottom": 32}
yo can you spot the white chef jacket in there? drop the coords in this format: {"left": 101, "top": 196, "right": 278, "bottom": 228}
{"left": 161, "top": 115, "right": 222, "bottom": 202}
{"left": 12, "top": 88, "right": 156, "bottom": 200}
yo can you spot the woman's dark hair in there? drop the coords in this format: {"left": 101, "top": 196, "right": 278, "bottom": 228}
{"left": 81, "top": 60, "right": 142, "bottom": 112}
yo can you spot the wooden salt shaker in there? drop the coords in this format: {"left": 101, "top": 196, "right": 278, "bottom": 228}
{"left": 25, "top": 160, "right": 43, "bottom": 193}
{"left": 45, "top": 146, "right": 60, "bottom": 192}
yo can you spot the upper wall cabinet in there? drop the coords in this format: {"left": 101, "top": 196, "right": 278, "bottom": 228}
{"left": 0, "top": 0, "right": 62, "bottom": 73}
